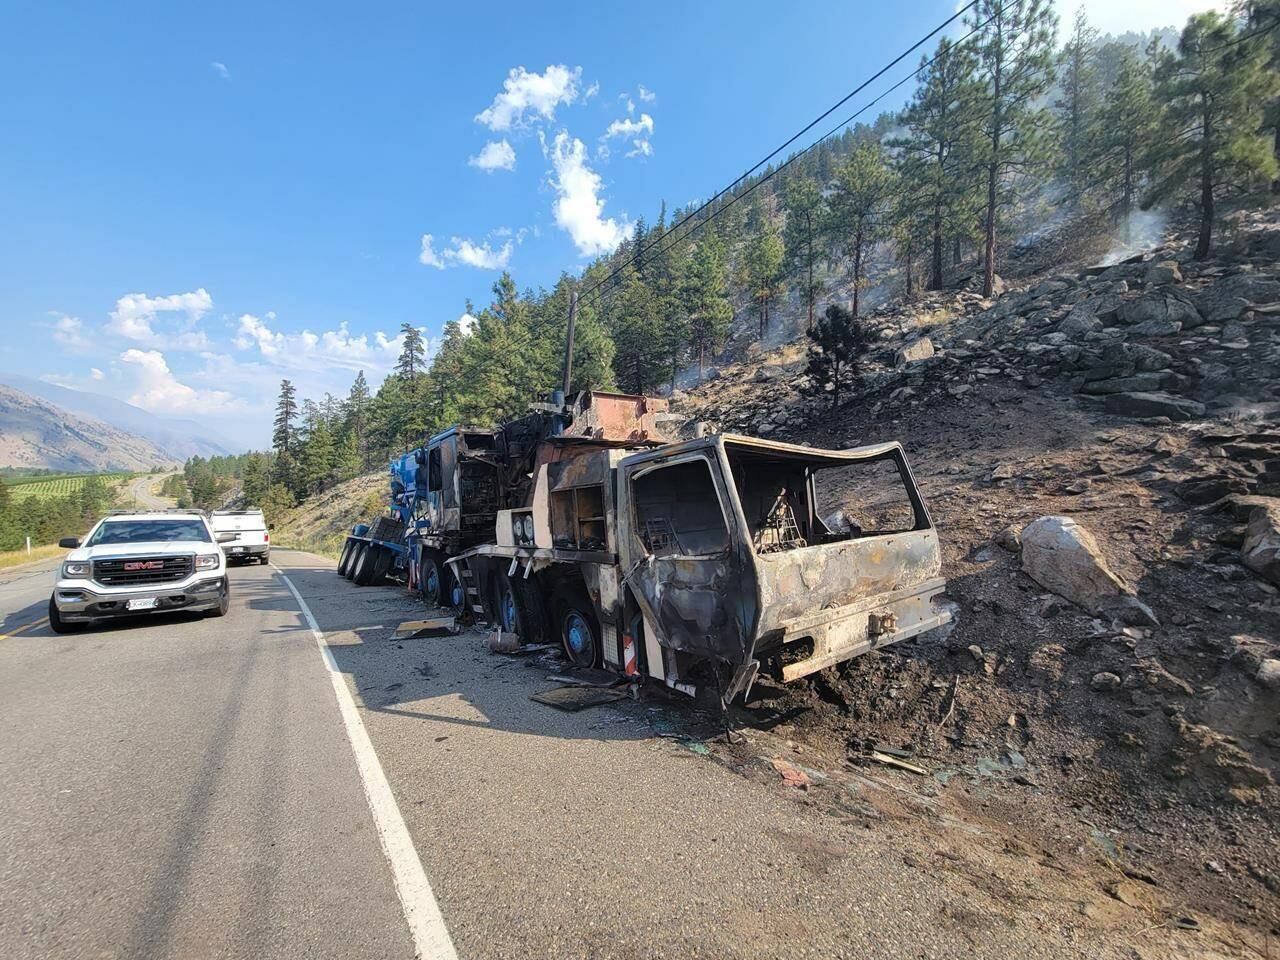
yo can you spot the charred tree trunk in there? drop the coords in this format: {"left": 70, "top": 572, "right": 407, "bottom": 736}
{"left": 852, "top": 225, "right": 864, "bottom": 318}
{"left": 1122, "top": 145, "right": 1133, "bottom": 246}
{"left": 697, "top": 342, "right": 705, "bottom": 383}
{"left": 1195, "top": 107, "right": 1214, "bottom": 260}
{"left": 953, "top": 233, "right": 961, "bottom": 267}
{"left": 930, "top": 205, "right": 944, "bottom": 290}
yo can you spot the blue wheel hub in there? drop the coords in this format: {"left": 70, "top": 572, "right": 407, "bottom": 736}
{"left": 451, "top": 584, "right": 464, "bottom": 608}
{"left": 423, "top": 565, "right": 440, "bottom": 603}
{"left": 501, "top": 589, "right": 518, "bottom": 632}
{"left": 565, "top": 613, "right": 591, "bottom": 655}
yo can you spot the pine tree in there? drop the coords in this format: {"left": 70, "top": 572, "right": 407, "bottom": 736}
{"left": 682, "top": 236, "right": 733, "bottom": 382}
{"left": 744, "top": 218, "right": 784, "bottom": 339}
{"left": 609, "top": 267, "right": 663, "bottom": 394}
{"left": 971, "top": 0, "right": 1058, "bottom": 297}
{"left": 1055, "top": 9, "right": 1100, "bottom": 190}
{"left": 1095, "top": 45, "right": 1158, "bottom": 243}
{"left": 299, "top": 416, "right": 336, "bottom": 492}
{"left": 892, "top": 36, "right": 984, "bottom": 290}
{"left": 344, "top": 371, "right": 371, "bottom": 469}
{"left": 826, "top": 143, "right": 894, "bottom": 317}
{"left": 781, "top": 176, "right": 826, "bottom": 331}
{"left": 272, "top": 380, "right": 298, "bottom": 456}
{"left": 1149, "top": 11, "right": 1279, "bottom": 258}
{"left": 396, "top": 323, "right": 427, "bottom": 380}
{"left": 1240, "top": 0, "right": 1280, "bottom": 189}
{"left": 803, "top": 303, "right": 869, "bottom": 410}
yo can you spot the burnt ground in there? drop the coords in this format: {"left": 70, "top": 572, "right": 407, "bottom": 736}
{"left": 662, "top": 215, "right": 1280, "bottom": 957}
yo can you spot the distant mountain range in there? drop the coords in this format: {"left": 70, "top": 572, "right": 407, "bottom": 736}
{"left": 0, "top": 373, "right": 238, "bottom": 461}
{"left": 0, "top": 384, "right": 180, "bottom": 472}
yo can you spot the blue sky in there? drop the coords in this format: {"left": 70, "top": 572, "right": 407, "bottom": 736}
{"left": 1, "top": 0, "right": 1223, "bottom": 448}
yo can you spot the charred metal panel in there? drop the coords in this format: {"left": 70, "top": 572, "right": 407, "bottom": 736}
{"left": 753, "top": 530, "right": 942, "bottom": 637}
{"left": 563, "top": 391, "right": 675, "bottom": 443}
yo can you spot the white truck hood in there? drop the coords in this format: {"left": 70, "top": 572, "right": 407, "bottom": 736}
{"left": 67, "top": 541, "right": 213, "bottom": 563}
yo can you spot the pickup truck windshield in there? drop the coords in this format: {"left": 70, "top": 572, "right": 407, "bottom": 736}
{"left": 88, "top": 520, "right": 212, "bottom": 545}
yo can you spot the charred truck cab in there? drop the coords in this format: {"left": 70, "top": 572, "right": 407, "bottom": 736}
{"left": 451, "top": 431, "right": 952, "bottom": 704}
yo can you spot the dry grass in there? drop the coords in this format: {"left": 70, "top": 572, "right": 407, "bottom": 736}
{"left": 0, "top": 543, "right": 67, "bottom": 571}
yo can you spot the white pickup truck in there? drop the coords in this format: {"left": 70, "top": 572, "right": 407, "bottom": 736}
{"left": 210, "top": 509, "right": 270, "bottom": 565}
{"left": 50, "top": 511, "right": 232, "bottom": 632}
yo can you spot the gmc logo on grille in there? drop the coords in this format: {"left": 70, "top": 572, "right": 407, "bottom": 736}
{"left": 123, "top": 560, "right": 164, "bottom": 571}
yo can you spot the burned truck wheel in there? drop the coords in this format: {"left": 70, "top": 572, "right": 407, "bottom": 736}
{"left": 553, "top": 587, "right": 600, "bottom": 668}
{"left": 419, "top": 549, "right": 453, "bottom": 608}
{"left": 337, "top": 540, "right": 355, "bottom": 578}
{"left": 494, "top": 571, "right": 548, "bottom": 645}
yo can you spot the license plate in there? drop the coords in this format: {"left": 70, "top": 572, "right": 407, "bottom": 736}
{"left": 127, "top": 597, "right": 158, "bottom": 611}
{"left": 231, "top": 546, "right": 245, "bottom": 553}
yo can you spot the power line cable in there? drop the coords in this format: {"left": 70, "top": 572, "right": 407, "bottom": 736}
{"left": 579, "top": 1, "right": 984, "bottom": 301}
{"left": 586, "top": 7, "right": 1002, "bottom": 305}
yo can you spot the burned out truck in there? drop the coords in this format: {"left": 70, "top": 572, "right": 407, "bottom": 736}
{"left": 450, "top": 427, "right": 953, "bottom": 704}
{"left": 339, "top": 391, "right": 678, "bottom": 606}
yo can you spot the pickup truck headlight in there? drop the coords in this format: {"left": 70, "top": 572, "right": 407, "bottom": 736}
{"left": 194, "top": 554, "right": 221, "bottom": 570}
{"left": 62, "top": 561, "right": 91, "bottom": 578}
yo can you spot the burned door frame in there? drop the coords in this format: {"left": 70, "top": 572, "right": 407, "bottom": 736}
{"left": 617, "top": 441, "right": 761, "bottom": 694}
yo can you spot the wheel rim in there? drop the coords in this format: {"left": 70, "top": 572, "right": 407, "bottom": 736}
{"left": 500, "top": 586, "right": 518, "bottom": 633}
{"left": 564, "top": 611, "right": 593, "bottom": 660}
{"left": 450, "top": 583, "right": 465, "bottom": 608}
{"left": 422, "top": 561, "right": 441, "bottom": 605}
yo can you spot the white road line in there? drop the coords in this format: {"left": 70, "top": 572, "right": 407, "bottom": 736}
{"left": 273, "top": 565, "right": 458, "bottom": 960}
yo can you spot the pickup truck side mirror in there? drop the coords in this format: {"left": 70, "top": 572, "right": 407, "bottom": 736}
{"left": 268, "top": 523, "right": 275, "bottom": 530}
{"left": 58, "top": 537, "right": 80, "bottom": 549}
{"left": 215, "top": 531, "right": 238, "bottom": 543}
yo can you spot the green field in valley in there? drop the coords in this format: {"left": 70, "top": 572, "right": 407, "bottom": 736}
{"left": 3, "top": 473, "right": 134, "bottom": 502}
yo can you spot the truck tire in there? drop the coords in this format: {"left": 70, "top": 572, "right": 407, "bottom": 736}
{"left": 350, "top": 544, "right": 373, "bottom": 585}
{"left": 371, "top": 545, "right": 393, "bottom": 583}
{"left": 419, "top": 549, "right": 453, "bottom": 608}
{"left": 48, "top": 595, "right": 78, "bottom": 634}
{"left": 337, "top": 540, "right": 355, "bottom": 578}
{"left": 206, "top": 580, "right": 230, "bottom": 618}
{"left": 552, "top": 586, "right": 600, "bottom": 668}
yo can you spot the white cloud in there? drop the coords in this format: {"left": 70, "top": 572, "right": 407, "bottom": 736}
{"left": 602, "top": 113, "right": 654, "bottom": 140}
{"left": 419, "top": 234, "right": 445, "bottom": 268}
{"left": 458, "top": 313, "right": 478, "bottom": 336}
{"left": 637, "top": 85, "right": 655, "bottom": 102}
{"left": 49, "top": 312, "right": 91, "bottom": 350}
{"left": 233, "top": 313, "right": 407, "bottom": 373}
{"left": 418, "top": 233, "right": 513, "bottom": 270}
{"left": 475, "top": 65, "right": 581, "bottom": 131}
{"left": 120, "top": 348, "right": 242, "bottom": 414}
{"left": 602, "top": 113, "right": 654, "bottom": 160}
{"left": 468, "top": 138, "right": 517, "bottom": 173}
{"left": 107, "top": 288, "right": 212, "bottom": 349}
{"left": 211, "top": 61, "right": 230, "bottom": 80}
{"left": 90, "top": 367, "right": 104, "bottom": 380}
{"left": 1057, "top": 0, "right": 1227, "bottom": 37}
{"left": 547, "top": 130, "right": 629, "bottom": 256}
{"left": 584, "top": 81, "right": 600, "bottom": 100}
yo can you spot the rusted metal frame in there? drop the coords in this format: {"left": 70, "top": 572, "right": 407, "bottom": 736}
{"left": 776, "top": 576, "right": 947, "bottom": 637}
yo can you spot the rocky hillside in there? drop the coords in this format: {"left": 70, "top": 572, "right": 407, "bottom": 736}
{"left": 0, "top": 384, "right": 178, "bottom": 471}
{"left": 672, "top": 205, "right": 1280, "bottom": 939}
{"left": 270, "top": 469, "right": 386, "bottom": 557}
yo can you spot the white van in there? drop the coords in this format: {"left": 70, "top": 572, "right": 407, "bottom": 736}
{"left": 209, "top": 509, "right": 270, "bottom": 564}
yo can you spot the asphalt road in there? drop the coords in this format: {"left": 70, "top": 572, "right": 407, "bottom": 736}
{"left": 0, "top": 550, "right": 1163, "bottom": 959}
{"left": 126, "top": 474, "right": 175, "bottom": 511}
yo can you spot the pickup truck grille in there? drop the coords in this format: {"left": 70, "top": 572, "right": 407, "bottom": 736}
{"left": 94, "top": 555, "right": 193, "bottom": 586}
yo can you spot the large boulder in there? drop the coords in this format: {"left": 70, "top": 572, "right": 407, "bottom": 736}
{"left": 895, "top": 337, "right": 935, "bottom": 367}
{"left": 1195, "top": 274, "right": 1280, "bottom": 324}
{"left": 1242, "top": 503, "right": 1280, "bottom": 586}
{"left": 1021, "top": 516, "right": 1149, "bottom": 621}
{"left": 1104, "top": 391, "right": 1206, "bottom": 422}
{"left": 1119, "top": 289, "right": 1203, "bottom": 329}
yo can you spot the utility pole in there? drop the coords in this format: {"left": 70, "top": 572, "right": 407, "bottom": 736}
{"left": 560, "top": 289, "right": 578, "bottom": 399}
